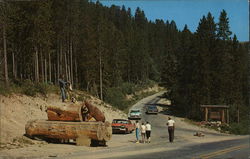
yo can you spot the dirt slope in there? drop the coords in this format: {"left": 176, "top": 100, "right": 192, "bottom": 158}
{"left": 0, "top": 93, "right": 126, "bottom": 144}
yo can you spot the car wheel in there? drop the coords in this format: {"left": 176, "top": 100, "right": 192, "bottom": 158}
{"left": 125, "top": 128, "right": 129, "bottom": 134}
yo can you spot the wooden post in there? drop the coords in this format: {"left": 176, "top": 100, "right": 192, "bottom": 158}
{"left": 205, "top": 107, "right": 208, "bottom": 122}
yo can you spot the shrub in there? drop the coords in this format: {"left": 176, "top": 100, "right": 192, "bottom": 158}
{"left": 35, "top": 83, "right": 49, "bottom": 96}
{"left": 120, "top": 82, "right": 136, "bottom": 95}
{"left": 229, "top": 121, "right": 249, "bottom": 135}
{"left": 104, "top": 87, "right": 127, "bottom": 110}
{"left": 20, "top": 80, "right": 58, "bottom": 97}
{"left": 21, "top": 80, "right": 37, "bottom": 96}
{"left": 0, "top": 81, "right": 11, "bottom": 96}
{"left": 76, "top": 95, "right": 86, "bottom": 102}
{"left": 220, "top": 123, "right": 230, "bottom": 133}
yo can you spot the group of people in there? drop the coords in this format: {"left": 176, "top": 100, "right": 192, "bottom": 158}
{"left": 135, "top": 121, "right": 151, "bottom": 143}
{"left": 59, "top": 75, "right": 176, "bottom": 144}
{"left": 135, "top": 117, "right": 175, "bottom": 143}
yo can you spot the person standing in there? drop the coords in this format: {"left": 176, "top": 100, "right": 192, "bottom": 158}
{"left": 145, "top": 121, "right": 151, "bottom": 143}
{"left": 166, "top": 117, "right": 175, "bottom": 142}
{"left": 135, "top": 120, "right": 140, "bottom": 143}
{"left": 58, "top": 74, "right": 67, "bottom": 102}
{"left": 65, "top": 81, "right": 73, "bottom": 101}
{"left": 141, "top": 122, "right": 146, "bottom": 143}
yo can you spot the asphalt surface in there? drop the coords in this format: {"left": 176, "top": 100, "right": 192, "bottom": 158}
{"left": 107, "top": 138, "right": 249, "bottom": 159}
{"left": 123, "top": 93, "right": 250, "bottom": 159}
{"left": 52, "top": 92, "right": 249, "bottom": 159}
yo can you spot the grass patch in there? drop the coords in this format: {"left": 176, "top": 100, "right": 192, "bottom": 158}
{"left": 0, "top": 80, "right": 59, "bottom": 97}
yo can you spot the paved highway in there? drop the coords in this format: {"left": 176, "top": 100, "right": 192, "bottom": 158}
{"left": 54, "top": 92, "right": 249, "bottom": 159}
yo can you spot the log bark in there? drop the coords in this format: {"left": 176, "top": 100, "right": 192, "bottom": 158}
{"left": 25, "top": 119, "right": 112, "bottom": 142}
{"left": 84, "top": 101, "right": 105, "bottom": 122}
{"left": 47, "top": 102, "right": 105, "bottom": 122}
{"left": 47, "top": 103, "right": 85, "bottom": 121}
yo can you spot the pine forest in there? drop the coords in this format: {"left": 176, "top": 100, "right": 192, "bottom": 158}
{"left": 0, "top": 0, "right": 249, "bottom": 134}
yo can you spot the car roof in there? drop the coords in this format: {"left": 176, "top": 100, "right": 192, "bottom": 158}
{"left": 148, "top": 105, "right": 156, "bottom": 107}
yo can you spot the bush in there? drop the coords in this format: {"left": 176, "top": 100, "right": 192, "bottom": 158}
{"left": 220, "top": 123, "right": 230, "bottom": 133}
{"left": 76, "top": 95, "right": 86, "bottom": 102}
{"left": 229, "top": 121, "right": 249, "bottom": 135}
{"left": 21, "top": 80, "right": 37, "bottom": 96}
{"left": 104, "top": 81, "right": 159, "bottom": 112}
{"left": 19, "top": 80, "right": 58, "bottom": 97}
{"left": 104, "top": 87, "right": 127, "bottom": 110}
{"left": 0, "top": 80, "right": 58, "bottom": 97}
{"left": 120, "top": 82, "right": 136, "bottom": 95}
{"left": 35, "top": 83, "right": 49, "bottom": 96}
{"left": 0, "top": 81, "right": 11, "bottom": 96}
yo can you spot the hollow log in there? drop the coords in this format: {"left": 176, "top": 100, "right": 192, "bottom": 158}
{"left": 47, "top": 103, "right": 85, "bottom": 121}
{"left": 84, "top": 101, "right": 105, "bottom": 122}
{"left": 47, "top": 102, "right": 105, "bottom": 122}
{"left": 25, "top": 119, "right": 112, "bottom": 142}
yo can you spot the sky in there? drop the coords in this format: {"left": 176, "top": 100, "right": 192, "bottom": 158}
{"left": 96, "top": 0, "right": 249, "bottom": 42}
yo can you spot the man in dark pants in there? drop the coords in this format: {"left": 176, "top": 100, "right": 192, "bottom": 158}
{"left": 166, "top": 117, "right": 175, "bottom": 142}
{"left": 58, "top": 74, "right": 67, "bottom": 102}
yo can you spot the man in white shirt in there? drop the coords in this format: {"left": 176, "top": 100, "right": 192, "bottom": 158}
{"left": 145, "top": 121, "right": 151, "bottom": 143}
{"left": 166, "top": 117, "right": 175, "bottom": 142}
{"left": 140, "top": 122, "right": 146, "bottom": 143}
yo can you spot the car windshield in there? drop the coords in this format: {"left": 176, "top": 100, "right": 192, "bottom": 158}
{"left": 149, "top": 106, "right": 157, "bottom": 109}
{"left": 130, "top": 110, "right": 140, "bottom": 113}
{"left": 113, "top": 120, "right": 128, "bottom": 124}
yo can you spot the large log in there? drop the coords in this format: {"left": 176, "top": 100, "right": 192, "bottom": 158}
{"left": 25, "top": 120, "right": 112, "bottom": 142}
{"left": 47, "top": 102, "right": 105, "bottom": 122}
{"left": 84, "top": 101, "right": 105, "bottom": 122}
{"left": 47, "top": 103, "right": 85, "bottom": 121}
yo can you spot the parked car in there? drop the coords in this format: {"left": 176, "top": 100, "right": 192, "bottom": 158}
{"left": 112, "top": 119, "right": 135, "bottom": 134}
{"left": 146, "top": 105, "right": 158, "bottom": 114}
{"left": 128, "top": 109, "right": 142, "bottom": 120}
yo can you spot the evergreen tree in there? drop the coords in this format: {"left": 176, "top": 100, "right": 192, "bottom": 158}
{"left": 217, "top": 9, "right": 232, "bottom": 40}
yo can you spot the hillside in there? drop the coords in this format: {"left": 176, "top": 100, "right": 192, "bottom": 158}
{"left": 0, "top": 92, "right": 127, "bottom": 145}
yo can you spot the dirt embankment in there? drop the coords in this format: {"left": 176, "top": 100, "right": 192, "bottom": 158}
{"left": 0, "top": 93, "right": 126, "bottom": 145}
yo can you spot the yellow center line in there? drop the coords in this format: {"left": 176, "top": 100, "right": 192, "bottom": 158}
{"left": 192, "top": 144, "right": 249, "bottom": 159}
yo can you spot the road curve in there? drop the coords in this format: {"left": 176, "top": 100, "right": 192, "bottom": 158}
{"left": 54, "top": 91, "right": 249, "bottom": 159}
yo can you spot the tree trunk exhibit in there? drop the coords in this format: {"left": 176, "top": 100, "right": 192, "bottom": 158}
{"left": 25, "top": 119, "right": 112, "bottom": 142}
{"left": 47, "top": 102, "right": 105, "bottom": 122}
{"left": 47, "top": 104, "right": 84, "bottom": 121}
{"left": 84, "top": 101, "right": 105, "bottom": 122}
